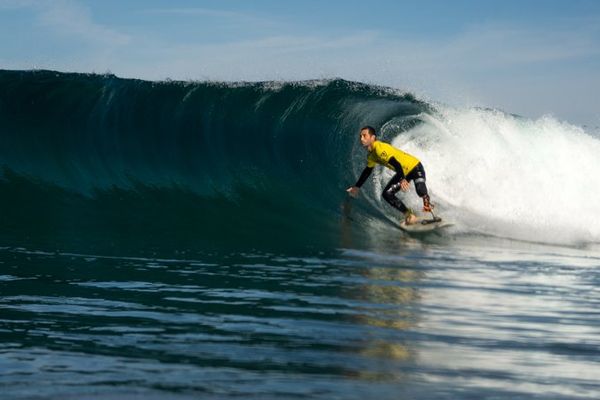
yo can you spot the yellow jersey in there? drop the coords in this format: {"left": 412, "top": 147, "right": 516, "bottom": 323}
{"left": 367, "top": 141, "right": 420, "bottom": 176}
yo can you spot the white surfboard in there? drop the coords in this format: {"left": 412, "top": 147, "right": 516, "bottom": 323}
{"left": 399, "top": 216, "right": 452, "bottom": 233}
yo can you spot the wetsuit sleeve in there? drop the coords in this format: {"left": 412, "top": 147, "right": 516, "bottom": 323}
{"left": 388, "top": 157, "right": 405, "bottom": 180}
{"left": 354, "top": 167, "right": 373, "bottom": 188}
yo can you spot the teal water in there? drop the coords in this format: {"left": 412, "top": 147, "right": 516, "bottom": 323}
{"left": 2, "top": 239, "right": 600, "bottom": 399}
{"left": 1, "top": 70, "right": 600, "bottom": 399}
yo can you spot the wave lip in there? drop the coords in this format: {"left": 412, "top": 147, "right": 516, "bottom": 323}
{"left": 1, "top": 68, "right": 598, "bottom": 249}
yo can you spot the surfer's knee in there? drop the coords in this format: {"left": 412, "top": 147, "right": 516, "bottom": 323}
{"left": 382, "top": 183, "right": 400, "bottom": 203}
{"left": 414, "top": 178, "right": 428, "bottom": 197}
{"left": 381, "top": 188, "right": 408, "bottom": 213}
{"left": 381, "top": 189, "right": 393, "bottom": 203}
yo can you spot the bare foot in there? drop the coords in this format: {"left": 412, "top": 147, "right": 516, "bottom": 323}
{"left": 405, "top": 213, "right": 419, "bottom": 225}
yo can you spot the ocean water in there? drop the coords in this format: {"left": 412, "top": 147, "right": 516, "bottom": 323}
{"left": 1, "top": 70, "right": 599, "bottom": 399}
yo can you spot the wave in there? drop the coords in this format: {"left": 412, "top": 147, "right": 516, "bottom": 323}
{"left": 0, "top": 69, "right": 598, "bottom": 251}
{"left": 392, "top": 107, "right": 600, "bottom": 245}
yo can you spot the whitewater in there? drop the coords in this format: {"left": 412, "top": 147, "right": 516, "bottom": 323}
{"left": 390, "top": 107, "right": 600, "bottom": 245}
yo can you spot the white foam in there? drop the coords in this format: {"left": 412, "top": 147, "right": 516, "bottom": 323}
{"left": 391, "top": 107, "right": 600, "bottom": 245}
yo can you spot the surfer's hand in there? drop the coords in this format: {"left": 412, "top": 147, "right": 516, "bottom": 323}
{"left": 346, "top": 186, "right": 359, "bottom": 197}
{"left": 400, "top": 179, "right": 410, "bottom": 191}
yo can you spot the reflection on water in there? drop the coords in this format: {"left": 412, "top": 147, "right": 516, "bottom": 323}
{"left": 0, "top": 245, "right": 426, "bottom": 399}
{"left": 354, "top": 263, "right": 422, "bottom": 370}
{"left": 339, "top": 205, "right": 423, "bottom": 367}
{"left": 1, "top": 240, "right": 600, "bottom": 399}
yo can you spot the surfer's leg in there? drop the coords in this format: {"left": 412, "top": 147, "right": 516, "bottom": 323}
{"left": 406, "top": 163, "right": 428, "bottom": 196}
{"left": 382, "top": 175, "right": 409, "bottom": 213}
{"left": 407, "top": 163, "right": 433, "bottom": 210}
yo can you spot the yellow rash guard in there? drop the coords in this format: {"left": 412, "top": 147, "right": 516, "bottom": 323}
{"left": 367, "top": 141, "right": 420, "bottom": 176}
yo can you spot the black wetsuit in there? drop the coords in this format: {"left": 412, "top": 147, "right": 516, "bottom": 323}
{"left": 355, "top": 157, "right": 429, "bottom": 214}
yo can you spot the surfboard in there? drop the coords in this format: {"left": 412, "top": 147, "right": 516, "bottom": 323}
{"left": 399, "top": 216, "right": 452, "bottom": 233}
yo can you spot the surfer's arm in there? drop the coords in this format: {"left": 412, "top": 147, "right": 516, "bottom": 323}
{"left": 346, "top": 166, "right": 373, "bottom": 197}
{"left": 388, "top": 157, "right": 410, "bottom": 191}
{"left": 354, "top": 166, "right": 373, "bottom": 188}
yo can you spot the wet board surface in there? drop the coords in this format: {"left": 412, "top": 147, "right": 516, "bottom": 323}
{"left": 399, "top": 217, "right": 452, "bottom": 233}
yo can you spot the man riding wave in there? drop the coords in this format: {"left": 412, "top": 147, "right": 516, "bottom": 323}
{"left": 346, "top": 126, "right": 434, "bottom": 225}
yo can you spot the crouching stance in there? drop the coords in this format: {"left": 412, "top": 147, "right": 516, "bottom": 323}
{"left": 346, "top": 126, "right": 433, "bottom": 225}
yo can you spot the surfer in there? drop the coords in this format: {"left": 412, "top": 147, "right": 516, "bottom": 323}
{"left": 346, "top": 126, "right": 434, "bottom": 225}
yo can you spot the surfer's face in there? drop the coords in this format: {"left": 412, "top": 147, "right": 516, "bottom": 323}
{"left": 360, "top": 130, "right": 376, "bottom": 148}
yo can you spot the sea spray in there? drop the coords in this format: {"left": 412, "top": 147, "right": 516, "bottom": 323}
{"left": 394, "top": 107, "right": 600, "bottom": 244}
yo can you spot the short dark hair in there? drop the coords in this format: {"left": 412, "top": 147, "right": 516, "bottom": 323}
{"left": 360, "top": 126, "right": 376, "bottom": 136}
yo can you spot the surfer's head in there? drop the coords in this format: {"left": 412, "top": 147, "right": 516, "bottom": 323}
{"left": 359, "top": 126, "right": 377, "bottom": 149}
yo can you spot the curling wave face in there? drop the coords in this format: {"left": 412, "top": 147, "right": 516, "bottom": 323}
{"left": 0, "top": 69, "right": 598, "bottom": 251}
{"left": 0, "top": 70, "right": 426, "bottom": 251}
